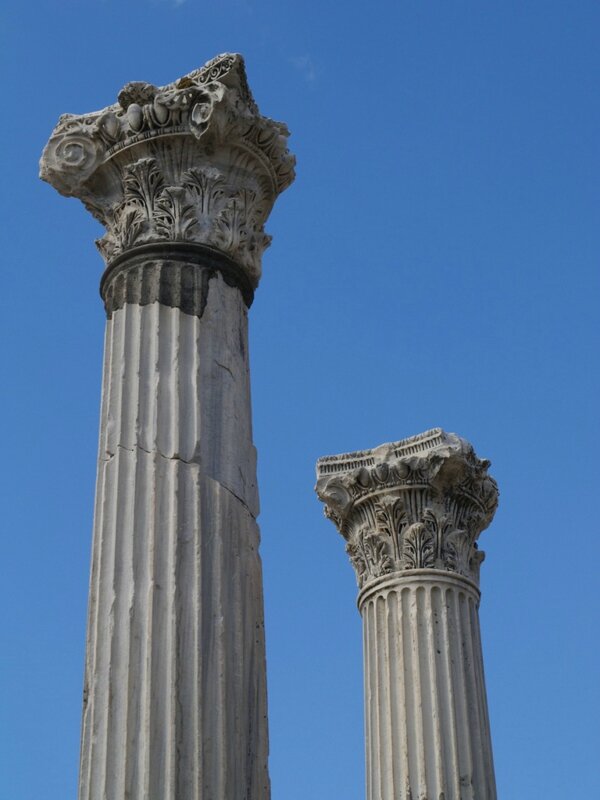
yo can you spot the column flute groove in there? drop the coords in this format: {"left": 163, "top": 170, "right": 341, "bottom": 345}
{"left": 382, "top": 598, "right": 397, "bottom": 800}
{"left": 424, "top": 586, "right": 444, "bottom": 797}
{"left": 316, "top": 429, "right": 499, "bottom": 800}
{"left": 364, "top": 600, "right": 373, "bottom": 800}
{"left": 451, "top": 589, "right": 474, "bottom": 799}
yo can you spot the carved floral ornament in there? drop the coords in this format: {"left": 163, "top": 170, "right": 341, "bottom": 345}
{"left": 315, "top": 430, "right": 499, "bottom": 589}
{"left": 39, "top": 53, "right": 295, "bottom": 287}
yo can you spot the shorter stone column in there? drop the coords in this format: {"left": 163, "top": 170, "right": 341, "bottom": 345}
{"left": 316, "top": 429, "right": 499, "bottom": 800}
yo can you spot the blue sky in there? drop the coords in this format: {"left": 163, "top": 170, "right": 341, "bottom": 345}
{"left": 1, "top": 1, "right": 599, "bottom": 798}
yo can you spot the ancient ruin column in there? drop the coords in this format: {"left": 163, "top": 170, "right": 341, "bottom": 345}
{"left": 316, "top": 429, "right": 499, "bottom": 800}
{"left": 40, "top": 54, "right": 294, "bottom": 800}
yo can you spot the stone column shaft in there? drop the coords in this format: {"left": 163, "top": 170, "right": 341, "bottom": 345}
{"left": 361, "top": 574, "right": 494, "bottom": 800}
{"left": 40, "top": 53, "right": 295, "bottom": 800}
{"left": 316, "top": 429, "right": 499, "bottom": 800}
{"left": 81, "top": 276, "right": 266, "bottom": 799}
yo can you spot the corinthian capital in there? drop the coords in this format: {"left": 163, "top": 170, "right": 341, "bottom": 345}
{"left": 40, "top": 53, "right": 295, "bottom": 290}
{"left": 315, "top": 429, "right": 498, "bottom": 589}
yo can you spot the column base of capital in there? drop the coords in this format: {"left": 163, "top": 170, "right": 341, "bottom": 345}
{"left": 100, "top": 241, "right": 255, "bottom": 318}
{"left": 358, "top": 568, "right": 481, "bottom": 612}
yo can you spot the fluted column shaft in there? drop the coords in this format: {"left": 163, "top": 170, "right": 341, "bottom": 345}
{"left": 80, "top": 262, "right": 268, "bottom": 800}
{"left": 316, "top": 429, "right": 499, "bottom": 800}
{"left": 360, "top": 572, "right": 495, "bottom": 800}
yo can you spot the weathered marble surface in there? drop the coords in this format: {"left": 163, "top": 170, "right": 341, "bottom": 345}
{"left": 41, "top": 53, "right": 294, "bottom": 800}
{"left": 316, "top": 430, "right": 499, "bottom": 800}
{"left": 40, "top": 53, "right": 295, "bottom": 288}
{"left": 81, "top": 277, "right": 269, "bottom": 800}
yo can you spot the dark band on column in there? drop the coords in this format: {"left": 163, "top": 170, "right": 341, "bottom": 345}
{"left": 100, "top": 242, "right": 255, "bottom": 318}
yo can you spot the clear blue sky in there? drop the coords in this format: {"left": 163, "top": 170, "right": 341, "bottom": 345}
{"left": 1, "top": 1, "right": 599, "bottom": 798}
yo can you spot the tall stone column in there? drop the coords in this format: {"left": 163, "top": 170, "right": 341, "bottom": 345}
{"left": 316, "top": 429, "right": 499, "bottom": 800}
{"left": 40, "top": 54, "right": 294, "bottom": 800}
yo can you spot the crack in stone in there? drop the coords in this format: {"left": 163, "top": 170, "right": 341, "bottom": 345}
{"left": 103, "top": 443, "right": 255, "bottom": 518}
{"left": 214, "top": 359, "right": 235, "bottom": 380}
{"left": 111, "top": 442, "right": 202, "bottom": 465}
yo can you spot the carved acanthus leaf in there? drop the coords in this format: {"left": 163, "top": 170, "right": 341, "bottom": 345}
{"left": 40, "top": 53, "right": 296, "bottom": 287}
{"left": 402, "top": 523, "right": 435, "bottom": 571}
{"left": 155, "top": 187, "right": 198, "bottom": 240}
{"left": 123, "top": 158, "right": 165, "bottom": 219}
{"left": 346, "top": 527, "right": 393, "bottom": 588}
{"left": 316, "top": 429, "right": 499, "bottom": 588}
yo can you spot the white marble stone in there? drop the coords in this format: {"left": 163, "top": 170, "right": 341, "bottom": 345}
{"left": 80, "top": 278, "right": 268, "bottom": 800}
{"left": 316, "top": 429, "right": 499, "bottom": 800}
{"left": 40, "top": 54, "right": 294, "bottom": 800}
{"left": 40, "top": 53, "right": 295, "bottom": 289}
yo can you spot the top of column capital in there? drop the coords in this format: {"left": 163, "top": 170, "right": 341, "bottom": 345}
{"left": 39, "top": 54, "right": 295, "bottom": 286}
{"left": 315, "top": 429, "right": 499, "bottom": 588}
{"left": 40, "top": 53, "right": 294, "bottom": 198}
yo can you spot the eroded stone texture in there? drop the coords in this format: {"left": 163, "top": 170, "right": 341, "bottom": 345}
{"left": 41, "top": 53, "right": 294, "bottom": 800}
{"left": 316, "top": 430, "right": 499, "bottom": 800}
{"left": 82, "top": 282, "right": 267, "bottom": 800}
{"left": 40, "top": 52, "right": 295, "bottom": 294}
